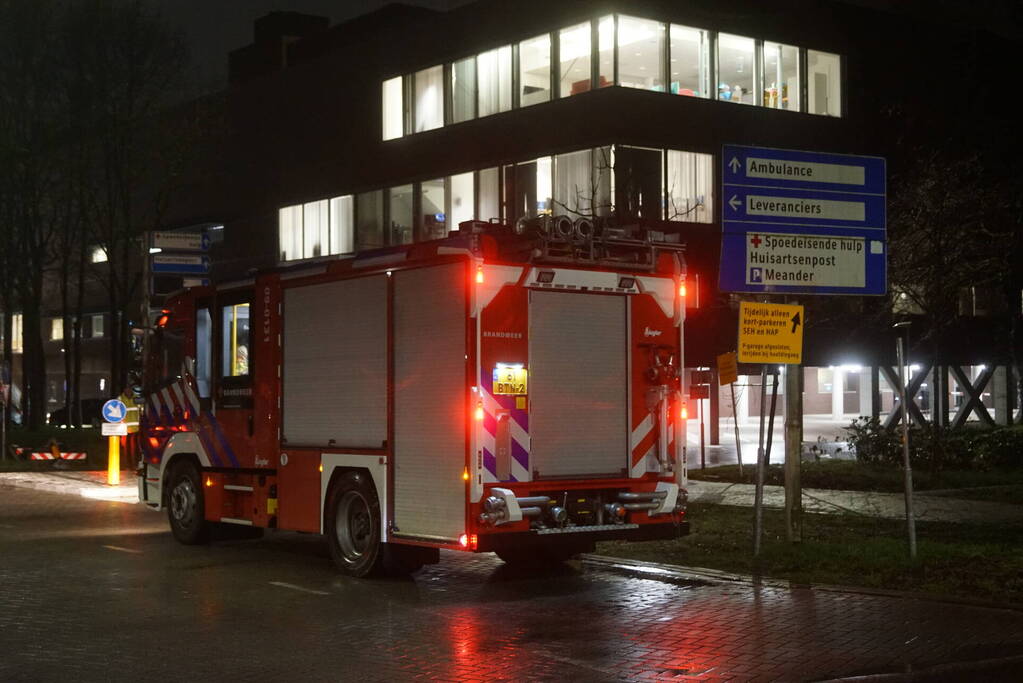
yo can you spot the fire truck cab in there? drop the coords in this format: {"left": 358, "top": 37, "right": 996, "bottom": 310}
{"left": 138, "top": 219, "right": 690, "bottom": 576}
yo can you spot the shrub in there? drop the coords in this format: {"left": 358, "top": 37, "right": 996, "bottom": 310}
{"left": 843, "top": 418, "right": 1023, "bottom": 472}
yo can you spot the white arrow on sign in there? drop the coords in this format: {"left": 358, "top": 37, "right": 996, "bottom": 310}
{"left": 729, "top": 195, "right": 742, "bottom": 212}
{"left": 728, "top": 157, "right": 741, "bottom": 173}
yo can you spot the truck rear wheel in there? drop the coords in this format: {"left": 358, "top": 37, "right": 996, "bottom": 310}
{"left": 167, "top": 461, "right": 210, "bottom": 545}
{"left": 326, "top": 472, "right": 384, "bottom": 577}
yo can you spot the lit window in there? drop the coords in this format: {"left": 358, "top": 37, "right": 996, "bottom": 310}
{"left": 90, "top": 246, "right": 108, "bottom": 263}
{"left": 763, "top": 42, "right": 800, "bottom": 110}
{"left": 477, "top": 167, "right": 501, "bottom": 222}
{"left": 389, "top": 185, "right": 414, "bottom": 245}
{"left": 449, "top": 172, "right": 474, "bottom": 230}
{"left": 303, "top": 199, "right": 328, "bottom": 259}
{"left": 554, "top": 149, "right": 594, "bottom": 216}
{"left": 414, "top": 65, "right": 443, "bottom": 132}
{"left": 278, "top": 204, "right": 303, "bottom": 262}
{"left": 328, "top": 195, "right": 354, "bottom": 255}
{"left": 382, "top": 76, "right": 404, "bottom": 140}
{"left": 477, "top": 46, "right": 512, "bottom": 117}
{"left": 666, "top": 150, "right": 713, "bottom": 223}
{"left": 807, "top": 50, "right": 841, "bottom": 116}
{"left": 420, "top": 178, "right": 448, "bottom": 241}
{"left": 222, "top": 303, "right": 250, "bottom": 377}
{"left": 51, "top": 318, "right": 63, "bottom": 341}
{"left": 669, "top": 24, "right": 709, "bottom": 97}
{"left": 597, "top": 16, "right": 613, "bottom": 88}
{"left": 90, "top": 314, "right": 104, "bottom": 338}
{"left": 717, "top": 33, "right": 755, "bottom": 104}
{"left": 450, "top": 56, "right": 476, "bottom": 123}
{"left": 11, "top": 314, "right": 22, "bottom": 354}
{"left": 558, "top": 22, "right": 591, "bottom": 97}
{"left": 519, "top": 34, "right": 551, "bottom": 106}
{"left": 617, "top": 16, "right": 665, "bottom": 92}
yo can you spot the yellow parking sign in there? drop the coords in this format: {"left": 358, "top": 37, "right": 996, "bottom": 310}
{"left": 738, "top": 301, "right": 804, "bottom": 364}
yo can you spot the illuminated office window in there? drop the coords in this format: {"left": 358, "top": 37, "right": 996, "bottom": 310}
{"left": 382, "top": 76, "right": 404, "bottom": 140}
{"left": 669, "top": 24, "right": 709, "bottom": 97}
{"left": 451, "top": 56, "right": 476, "bottom": 123}
{"left": 558, "top": 22, "right": 591, "bottom": 97}
{"left": 414, "top": 65, "right": 443, "bottom": 132}
{"left": 478, "top": 46, "right": 512, "bottom": 117}
{"left": 519, "top": 34, "right": 551, "bottom": 106}
{"left": 808, "top": 49, "right": 841, "bottom": 116}
{"left": 717, "top": 33, "right": 755, "bottom": 104}
{"left": 617, "top": 16, "right": 665, "bottom": 92}
{"left": 763, "top": 42, "right": 800, "bottom": 110}
{"left": 666, "top": 150, "right": 713, "bottom": 223}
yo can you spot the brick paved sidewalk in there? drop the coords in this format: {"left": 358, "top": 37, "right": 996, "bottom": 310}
{"left": 687, "top": 479, "right": 1023, "bottom": 524}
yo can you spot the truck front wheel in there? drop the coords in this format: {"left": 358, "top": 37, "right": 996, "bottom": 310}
{"left": 167, "top": 461, "right": 210, "bottom": 545}
{"left": 326, "top": 472, "right": 384, "bottom": 577}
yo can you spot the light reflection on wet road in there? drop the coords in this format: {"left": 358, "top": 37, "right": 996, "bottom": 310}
{"left": 2, "top": 486, "right": 1022, "bottom": 681}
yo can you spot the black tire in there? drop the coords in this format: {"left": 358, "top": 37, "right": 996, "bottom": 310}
{"left": 167, "top": 461, "right": 210, "bottom": 545}
{"left": 325, "top": 472, "right": 384, "bottom": 577}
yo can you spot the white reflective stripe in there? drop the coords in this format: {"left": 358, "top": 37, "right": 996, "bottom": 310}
{"left": 182, "top": 380, "right": 201, "bottom": 414}
{"left": 509, "top": 417, "right": 529, "bottom": 455}
{"left": 631, "top": 413, "right": 654, "bottom": 449}
{"left": 631, "top": 444, "right": 655, "bottom": 477}
{"left": 170, "top": 383, "right": 187, "bottom": 416}
{"left": 160, "top": 388, "right": 175, "bottom": 415}
{"left": 510, "top": 458, "right": 529, "bottom": 483}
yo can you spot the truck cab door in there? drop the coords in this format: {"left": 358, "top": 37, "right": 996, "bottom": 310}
{"left": 212, "top": 296, "right": 253, "bottom": 467}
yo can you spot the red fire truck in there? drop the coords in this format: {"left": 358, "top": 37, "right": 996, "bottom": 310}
{"left": 137, "top": 219, "right": 690, "bottom": 576}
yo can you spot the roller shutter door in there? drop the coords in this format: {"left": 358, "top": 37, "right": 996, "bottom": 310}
{"left": 393, "top": 263, "right": 467, "bottom": 541}
{"left": 282, "top": 276, "right": 387, "bottom": 447}
{"left": 529, "top": 290, "right": 628, "bottom": 478}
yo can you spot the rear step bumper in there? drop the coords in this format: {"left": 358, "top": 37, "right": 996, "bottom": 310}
{"left": 477, "top": 519, "right": 689, "bottom": 553}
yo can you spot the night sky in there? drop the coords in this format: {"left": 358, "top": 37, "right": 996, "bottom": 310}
{"left": 158, "top": 0, "right": 470, "bottom": 90}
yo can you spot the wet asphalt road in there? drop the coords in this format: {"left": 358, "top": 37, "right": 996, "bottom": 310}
{"left": 2, "top": 485, "right": 1023, "bottom": 682}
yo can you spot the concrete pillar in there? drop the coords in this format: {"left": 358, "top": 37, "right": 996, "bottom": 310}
{"left": 994, "top": 365, "right": 1010, "bottom": 426}
{"left": 736, "top": 374, "right": 749, "bottom": 426}
{"left": 858, "top": 366, "right": 874, "bottom": 418}
{"left": 831, "top": 367, "right": 845, "bottom": 420}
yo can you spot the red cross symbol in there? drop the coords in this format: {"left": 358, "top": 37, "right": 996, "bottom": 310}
{"left": 750, "top": 234, "right": 762, "bottom": 248}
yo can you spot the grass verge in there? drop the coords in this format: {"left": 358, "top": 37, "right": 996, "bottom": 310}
{"left": 688, "top": 460, "right": 1023, "bottom": 498}
{"left": 596, "top": 503, "right": 1023, "bottom": 604}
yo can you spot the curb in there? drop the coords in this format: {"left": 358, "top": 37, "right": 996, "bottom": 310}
{"left": 580, "top": 553, "right": 1023, "bottom": 613}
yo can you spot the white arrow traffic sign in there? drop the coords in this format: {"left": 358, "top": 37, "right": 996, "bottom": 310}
{"left": 102, "top": 399, "right": 127, "bottom": 423}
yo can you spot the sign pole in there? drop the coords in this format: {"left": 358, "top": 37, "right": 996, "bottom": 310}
{"left": 108, "top": 436, "right": 120, "bottom": 486}
{"left": 699, "top": 393, "right": 706, "bottom": 469}
{"left": 753, "top": 365, "right": 768, "bottom": 557}
{"left": 730, "top": 382, "right": 743, "bottom": 476}
{"left": 784, "top": 363, "right": 803, "bottom": 543}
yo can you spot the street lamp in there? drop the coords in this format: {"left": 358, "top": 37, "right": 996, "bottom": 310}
{"left": 893, "top": 320, "right": 916, "bottom": 559}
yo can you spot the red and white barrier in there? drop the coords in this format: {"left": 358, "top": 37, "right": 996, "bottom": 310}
{"left": 28, "top": 452, "right": 87, "bottom": 460}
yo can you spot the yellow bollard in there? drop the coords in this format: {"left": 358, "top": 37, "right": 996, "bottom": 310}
{"left": 107, "top": 435, "right": 120, "bottom": 486}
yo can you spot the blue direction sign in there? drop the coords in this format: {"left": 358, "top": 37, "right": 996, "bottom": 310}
{"left": 720, "top": 145, "right": 886, "bottom": 295}
{"left": 151, "top": 254, "right": 211, "bottom": 275}
{"left": 102, "top": 399, "right": 127, "bottom": 423}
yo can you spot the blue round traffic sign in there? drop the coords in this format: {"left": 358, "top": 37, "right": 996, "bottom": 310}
{"left": 102, "top": 399, "right": 128, "bottom": 423}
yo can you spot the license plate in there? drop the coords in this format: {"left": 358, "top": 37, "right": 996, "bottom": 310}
{"left": 492, "top": 365, "right": 527, "bottom": 395}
